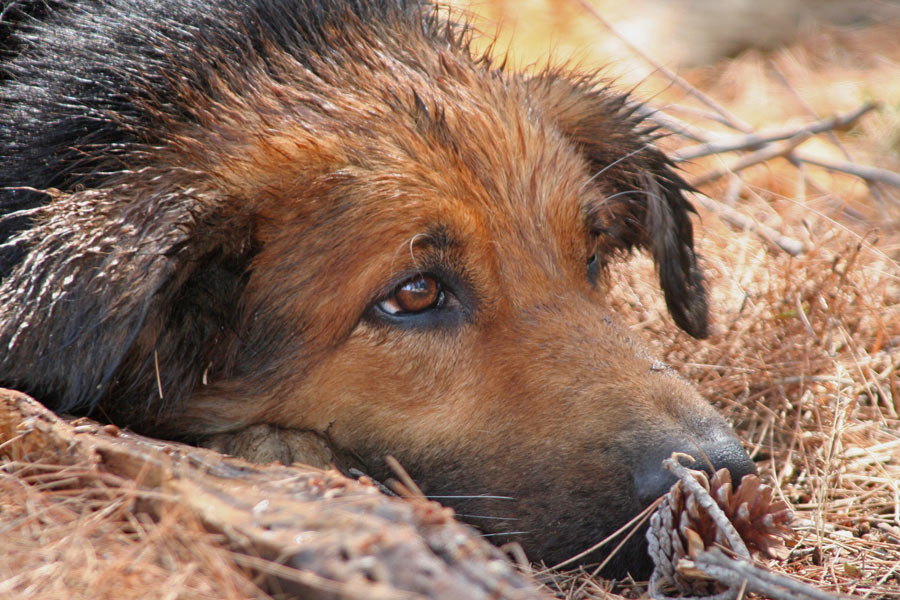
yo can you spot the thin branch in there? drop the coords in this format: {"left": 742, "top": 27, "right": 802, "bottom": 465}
{"left": 568, "top": 0, "right": 753, "bottom": 133}
{"left": 690, "top": 134, "right": 812, "bottom": 187}
{"left": 769, "top": 59, "right": 899, "bottom": 211}
{"left": 791, "top": 152, "right": 900, "bottom": 190}
{"left": 767, "top": 60, "right": 855, "bottom": 162}
{"left": 631, "top": 102, "right": 711, "bottom": 143}
{"left": 674, "top": 103, "right": 878, "bottom": 161}
{"left": 692, "top": 193, "right": 805, "bottom": 256}
{"left": 651, "top": 456, "right": 850, "bottom": 600}
{"left": 693, "top": 549, "right": 852, "bottom": 600}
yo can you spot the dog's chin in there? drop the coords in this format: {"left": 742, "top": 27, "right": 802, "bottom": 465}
{"left": 515, "top": 522, "right": 656, "bottom": 580}
{"left": 447, "top": 502, "right": 657, "bottom": 580}
{"left": 201, "top": 425, "right": 668, "bottom": 579}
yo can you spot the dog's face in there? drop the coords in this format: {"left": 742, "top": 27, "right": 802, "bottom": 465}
{"left": 0, "top": 4, "right": 754, "bottom": 577}
{"left": 167, "top": 51, "right": 755, "bottom": 574}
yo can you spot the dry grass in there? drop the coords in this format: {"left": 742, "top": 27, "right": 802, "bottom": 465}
{"left": 2, "top": 1, "right": 900, "bottom": 598}
{"left": 0, "top": 459, "right": 264, "bottom": 599}
{"left": 587, "top": 221, "right": 900, "bottom": 599}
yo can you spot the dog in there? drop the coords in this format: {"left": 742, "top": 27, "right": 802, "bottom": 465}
{"left": 0, "top": 0, "right": 756, "bottom": 577}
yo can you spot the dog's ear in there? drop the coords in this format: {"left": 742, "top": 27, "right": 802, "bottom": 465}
{"left": 534, "top": 74, "right": 709, "bottom": 338}
{"left": 0, "top": 178, "right": 254, "bottom": 426}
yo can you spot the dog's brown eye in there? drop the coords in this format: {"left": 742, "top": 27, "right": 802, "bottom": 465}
{"left": 379, "top": 274, "right": 443, "bottom": 314}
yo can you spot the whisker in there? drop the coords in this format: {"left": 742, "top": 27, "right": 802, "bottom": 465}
{"left": 481, "top": 531, "right": 531, "bottom": 538}
{"left": 346, "top": 468, "right": 396, "bottom": 496}
{"left": 457, "top": 514, "right": 520, "bottom": 521}
{"left": 580, "top": 143, "right": 653, "bottom": 191}
{"left": 425, "top": 494, "right": 516, "bottom": 500}
{"left": 544, "top": 496, "right": 663, "bottom": 572}
{"left": 597, "top": 188, "right": 651, "bottom": 203}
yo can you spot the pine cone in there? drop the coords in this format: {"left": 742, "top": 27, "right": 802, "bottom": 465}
{"left": 647, "top": 467, "right": 793, "bottom": 596}
{"left": 715, "top": 470, "right": 794, "bottom": 560}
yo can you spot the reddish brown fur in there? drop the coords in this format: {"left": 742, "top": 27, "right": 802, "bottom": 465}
{"left": 0, "top": 0, "right": 753, "bottom": 576}
{"left": 164, "top": 35, "right": 746, "bottom": 570}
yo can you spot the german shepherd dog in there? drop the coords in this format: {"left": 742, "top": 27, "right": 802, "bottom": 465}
{"left": 0, "top": 0, "right": 755, "bottom": 576}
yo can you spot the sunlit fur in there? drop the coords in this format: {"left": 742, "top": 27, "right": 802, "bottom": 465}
{"left": 0, "top": 0, "right": 752, "bottom": 576}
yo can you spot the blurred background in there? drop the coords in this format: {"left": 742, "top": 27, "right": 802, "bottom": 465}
{"left": 449, "top": 0, "right": 900, "bottom": 240}
{"left": 450, "top": 0, "right": 900, "bottom": 68}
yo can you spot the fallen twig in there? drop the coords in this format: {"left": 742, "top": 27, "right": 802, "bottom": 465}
{"left": 791, "top": 152, "right": 900, "bottom": 190}
{"left": 689, "top": 134, "right": 812, "bottom": 187}
{"left": 632, "top": 102, "right": 711, "bottom": 143}
{"left": 768, "top": 60, "right": 900, "bottom": 210}
{"left": 649, "top": 455, "right": 849, "bottom": 600}
{"left": 572, "top": 0, "right": 900, "bottom": 262}
{"left": 674, "top": 103, "right": 878, "bottom": 161}
{"left": 692, "top": 549, "right": 852, "bottom": 600}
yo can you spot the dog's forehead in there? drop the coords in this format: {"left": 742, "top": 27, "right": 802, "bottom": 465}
{"left": 202, "top": 40, "right": 612, "bottom": 297}
{"left": 185, "top": 34, "right": 607, "bottom": 249}
{"left": 365, "top": 77, "right": 600, "bottom": 263}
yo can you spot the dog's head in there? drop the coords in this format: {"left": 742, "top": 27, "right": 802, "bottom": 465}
{"left": 0, "top": 2, "right": 754, "bottom": 577}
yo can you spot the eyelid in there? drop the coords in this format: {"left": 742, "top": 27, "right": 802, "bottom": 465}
{"left": 587, "top": 239, "right": 601, "bottom": 284}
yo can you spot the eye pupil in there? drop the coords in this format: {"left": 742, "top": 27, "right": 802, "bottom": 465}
{"left": 393, "top": 274, "right": 440, "bottom": 313}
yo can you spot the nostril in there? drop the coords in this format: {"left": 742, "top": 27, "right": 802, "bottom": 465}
{"left": 703, "top": 439, "right": 758, "bottom": 484}
{"left": 632, "top": 436, "right": 756, "bottom": 506}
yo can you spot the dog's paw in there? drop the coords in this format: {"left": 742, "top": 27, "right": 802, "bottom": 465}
{"left": 203, "top": 424, "right": 337, "bottom": 469}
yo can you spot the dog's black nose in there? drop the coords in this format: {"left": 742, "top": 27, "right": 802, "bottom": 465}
{"left": 632, "top": 435, "right": 757, "bottom": 506}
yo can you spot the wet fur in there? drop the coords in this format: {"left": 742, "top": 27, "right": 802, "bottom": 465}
{"left": 1, "top": 0, "right": 748, "bottom": 576}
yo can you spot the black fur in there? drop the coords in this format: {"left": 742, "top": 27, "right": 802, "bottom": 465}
{"left": 0, "top": 0, "right": 442, "bottom": 420}
{"left": 537, "top": 73, "right": 709, "bottom": 338}
{"left": 1, "top": 0, "right": 434, "bottom": 242}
